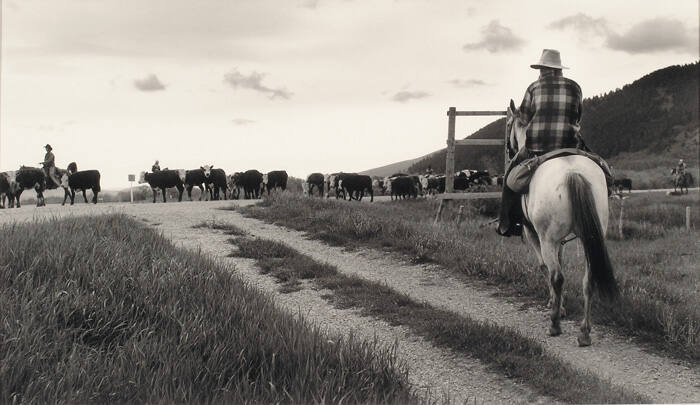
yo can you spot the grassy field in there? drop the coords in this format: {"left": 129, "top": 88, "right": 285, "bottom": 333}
{"left": 0, "top": 214, "right": 415, "bottom": 403}
{"left": 237, "top": 192, "right": 700, "bottom": 363}
{"left": 208, "top": 223, "right": 646, "bottom": 404}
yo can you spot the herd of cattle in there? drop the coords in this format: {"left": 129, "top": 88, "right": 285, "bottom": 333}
{"left": 0, "top": 161, "right": 642, "bottom": 208}
{"left": 0, "top": 163, "right": 501, "bottom": 207}
{"left": 137, "top": 166, "right": 499, "bottom": 203}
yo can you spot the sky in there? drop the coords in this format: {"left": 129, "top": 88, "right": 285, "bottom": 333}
{"left": 1, "top": 0, "right": 698, "bottom": 189}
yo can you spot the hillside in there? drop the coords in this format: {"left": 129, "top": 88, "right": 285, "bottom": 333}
{"left": 359, "top": 153, "right": 436, "bottom": 177}
{"left": 399, "top": 62, "right": 699, "bottom": 175}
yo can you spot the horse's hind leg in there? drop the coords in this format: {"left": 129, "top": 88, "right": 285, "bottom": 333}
{"left": 523, "top": 226, "right": 552, "bottom": 307}
{"left": 541, "top": 241, "right": 564, "bottom": 336}
{"left": 578, "top": 266, "right": 593, "bottom": 346}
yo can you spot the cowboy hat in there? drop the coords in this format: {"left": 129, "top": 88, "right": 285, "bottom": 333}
{"left": 45, "top": 144, "right": 52, "bottom": 150}
{"left": 531, "top": 49, "right": 568, "bottom": 70}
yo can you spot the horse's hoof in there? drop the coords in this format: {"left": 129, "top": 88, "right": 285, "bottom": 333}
{"left": 549, "top": 325, "right": 562, "bottom": 336}
{"left": 577, "top": 333, "right": 592, "bottom": 347}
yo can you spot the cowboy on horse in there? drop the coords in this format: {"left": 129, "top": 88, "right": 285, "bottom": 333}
{"left": 497, "top": 49, "right": 589, "bottom": 237}
{"left": 499, "top": 49, "right": 619, "bottom": 347}
{"left": 497, "top": 50, "right": 614, "bottom": 236}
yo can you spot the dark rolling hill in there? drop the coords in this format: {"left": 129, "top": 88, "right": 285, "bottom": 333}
{"left": 400, "top": 62, "right": 699, "bottom": 176}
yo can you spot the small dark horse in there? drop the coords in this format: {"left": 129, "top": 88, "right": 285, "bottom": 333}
{"left": 670, "top": 169, "right": 692, "bottom": 194}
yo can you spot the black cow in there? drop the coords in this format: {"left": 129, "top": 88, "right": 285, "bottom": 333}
{"left": 389, "top": 176, "right": 418, "bottom": 200}
{"left": 468, "top": 170, "right": 491, "bottom": 186}
{"left": 184, "top": 167, "right": 211, "bottom": 201}
{"left": 138, "top": 169, "right": 185, "bottom": 203}
{"left": 263, "top": 170, "right": 288, "bottom": 195}
{"left": 434, "top": 176, "right": 469, "bottom": 193}
{"left": 329, "top": 172, "right": 356, "bottom": 199}
{"left": 206, "top": 168, "right": 228, "bottom": 200}
{"left": 14, "top": 166, "right": 47, "bottom": 207}
{"left": 241, "top": 170, "right": 264, "bottom": 199}
{"left": 613, "top": 178, "right": 632, "bottom": 193}
{"left": 60, "top": 168, "right": 101, "bottom": 205}
{"left": 228, "top": 172, "right": 244, "bottom": 200}
{"left": 341, "top": 174, "right": 374, "bottom": 202}
{"left": 307, "top": 173, "right": 325, "bottom": 197}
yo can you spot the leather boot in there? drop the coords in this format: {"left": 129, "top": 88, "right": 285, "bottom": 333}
{"left": 496, "top": 186, "right": 522, "bottom": 237}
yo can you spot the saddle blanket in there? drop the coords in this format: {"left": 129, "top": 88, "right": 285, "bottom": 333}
{"left": 506, "top": 148, "right": 614, "bottom": 194}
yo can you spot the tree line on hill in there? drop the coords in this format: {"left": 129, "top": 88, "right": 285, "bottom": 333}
{"left": 408, "top": 62, "right": 699, "bottom": 175}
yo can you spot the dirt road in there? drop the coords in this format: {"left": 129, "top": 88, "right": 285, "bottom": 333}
{"left": 2, "top": 200, "right": 699, "bottom": 403}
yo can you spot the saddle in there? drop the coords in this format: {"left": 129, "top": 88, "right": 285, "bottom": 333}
{"left": 506, "top": 148, "right": 614, "bottom": 194}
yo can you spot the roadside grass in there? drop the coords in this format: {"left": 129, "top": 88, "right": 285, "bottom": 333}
{"left": 193, "top": 219, "right": 248, "bottom": 236}
{"left": 237, "top": 193, "right": 700, "bottom": 363}
{"left": 226, "top": 235, "right": 648, "bottom": 404}
{"left": 0, "top": 214, "right": 415, "bottom": 404}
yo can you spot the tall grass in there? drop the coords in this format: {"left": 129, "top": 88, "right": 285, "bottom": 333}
{"left": 238, "top": 193, "right": 700, "bottom": 362}
{"left": 0, "top": 214, "right": 414, "bottom": 403}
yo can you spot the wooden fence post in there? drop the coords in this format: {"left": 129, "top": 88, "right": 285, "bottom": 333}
{"left": 445, "top": 107, "right": 456, "bottom": 194}
{"left": 456, "top": 205, "right": 465, "bottom": 226}
{"left": 686, "top": 206, "right": 691, "bottom": 230}
{"left": 618, "top": 198, "right": 625, "bottom": 239}
{"left": 434, "top": 200, "right": 445, "bottom": 224}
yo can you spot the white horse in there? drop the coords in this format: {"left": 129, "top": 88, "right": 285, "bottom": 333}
{"left": 506, "top": 100, "right": 618, "bottom": 346}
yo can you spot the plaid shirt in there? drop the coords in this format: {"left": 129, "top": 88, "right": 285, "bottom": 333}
{"left": 519, "top": 70, "right": 582, "bottom": 153}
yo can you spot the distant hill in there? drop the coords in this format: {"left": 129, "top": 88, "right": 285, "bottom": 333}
{"left": 362, "top": 62, "right": 699, "bottom": 176}
{"left": 359, "top": 153, "right": 437, "bottom": 177}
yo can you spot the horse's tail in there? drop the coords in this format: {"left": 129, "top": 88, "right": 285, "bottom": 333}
{"left": 567, "top": 173, "right": 619, "bottom": 301}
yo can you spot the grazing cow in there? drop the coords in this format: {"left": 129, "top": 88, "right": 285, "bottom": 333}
{"left": 14, "top": 166, "right": 47, "bottom": 207}
{"left": 206, "top": 168, "right": 228, "bottom": 200}
{"left": 307, "top": 173, "right": 325, "bottom": 197}
{"left": 613, "top": 178, "right": 632, "bottom": 194}
{"left": 241, "top": 169, "right": 264, "bottom": 199}
{"left": 60, "top": 164, "right": 101, "bottom": 205}
{"left": 389, "top": 176, "right": 418, "bottom": 200}
{"left": 138, "top": 169, "right": 185, "bottom": 203}
{"left": 340, "top": 174, "right": 374, "bottom": 202}
{"left": 263, "top": 170, "right": 288, "bottom": 195}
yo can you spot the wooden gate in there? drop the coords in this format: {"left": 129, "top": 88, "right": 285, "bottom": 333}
{"left": 434, "top": 107, "right": 507, "bottom": 223}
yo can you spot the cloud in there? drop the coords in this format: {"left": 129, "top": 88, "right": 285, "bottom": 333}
{"left": 232, "top": 118, "right": 256, "bottom": 125}
{"left": 548, "top": 14, "right": 697, "bottom": 55}
{"left": 448, "top": 79, "right": 488, "bottom": 88}
{"left": 134, "top": 74, "right": 166, "bottom": 92}
{"left": 606, "top": 18, "right": 698, "bottom": 54}
{"left": 463, "top": 20, "right": 525, "bottom": 53}
{"left": 391, "top": 91, "right": 430, "bottom": 103}
{"left": 223, "top": 69, "right": 292, "bottom": 100}
{"left": 300, "top": 0, "right": 319, "bottom": 9}
{"left": 548, "top": 13, "right": 610, "bottom": 36}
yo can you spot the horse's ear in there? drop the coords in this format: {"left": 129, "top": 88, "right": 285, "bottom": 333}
{"left": 509, "top": 99, "right": 516, "bottom": 113}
